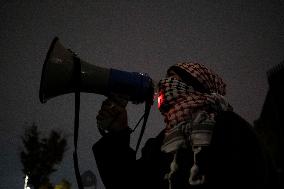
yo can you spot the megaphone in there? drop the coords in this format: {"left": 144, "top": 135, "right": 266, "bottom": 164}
{"left": 39, "top": 37, "right": 154, "bottom": 189}
{"left": 39, "top": 37, "right": 154, "bottom": 104}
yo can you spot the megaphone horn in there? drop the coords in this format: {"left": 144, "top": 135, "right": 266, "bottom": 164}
{"left": 39, "top": 37, "right": 154, "bottom": 104}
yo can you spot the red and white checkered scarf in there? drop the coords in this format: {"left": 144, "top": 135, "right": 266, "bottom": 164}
{"left": 158, "top": 77, "right": 230, "bottom": 128}
{"left": 158, "top": 62, "right": 233, "bottom": 186}
{"left": 158, "top": 62, "right": 230, "bottom": 131}
{"left": 158, "top": 76, "right": 231, "bottom": 149}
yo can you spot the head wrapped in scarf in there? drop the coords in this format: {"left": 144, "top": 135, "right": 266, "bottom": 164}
{"left": 167, "top": 62, "right": 226, "bottom": 94}
{"left": 158, "top": 62, "right": 232, "bottom": 186}
{"left": 158, "top": 62, "right": 231, "bottom": 130}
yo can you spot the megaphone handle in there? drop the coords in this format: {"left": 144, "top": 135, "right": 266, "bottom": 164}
{"left": 97, "top": 93, "right": 129, "bottom": 136}
{"left": 108, "top": 93, "right": 129, "bottom": 108}
{"left": 97, "top": 113, "right": 124, "bottom": 136}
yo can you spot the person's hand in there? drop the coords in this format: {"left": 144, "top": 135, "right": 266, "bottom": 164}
{"left": 96, "top": 97, "right": 128, "bottom": 135}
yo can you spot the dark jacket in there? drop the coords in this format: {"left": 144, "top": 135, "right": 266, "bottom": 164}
{"left": 93, "top": 111, "right": 277, "bottom": 189}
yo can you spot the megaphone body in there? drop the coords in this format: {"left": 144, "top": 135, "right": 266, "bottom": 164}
{"left": 39, "top": 37, "right": 154, "bottom": 104}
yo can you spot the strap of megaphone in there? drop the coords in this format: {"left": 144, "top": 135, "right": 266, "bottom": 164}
{"left": 73, "top": 56, "right": 84, "bottom": 189}
{"left": 135, "top": 102, "right": 152, "bottom": 156}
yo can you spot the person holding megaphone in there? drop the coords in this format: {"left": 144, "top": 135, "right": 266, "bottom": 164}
{"left": 93, "top": 62, "right": 277, "bottom": 189}
{"left": 38, "top": 38, "right": 276, "bottom": 189}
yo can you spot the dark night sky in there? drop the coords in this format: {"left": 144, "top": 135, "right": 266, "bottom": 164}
{"left": 0, "top": 0, "right": 283, "bottom": 188}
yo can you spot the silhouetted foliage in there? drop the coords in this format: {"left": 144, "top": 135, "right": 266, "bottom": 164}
{"left": 20, "top": 123, "right": 68, "bottom": 189}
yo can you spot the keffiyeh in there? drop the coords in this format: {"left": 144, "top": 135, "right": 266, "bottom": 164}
{"left": 158, "top": 62, "right": 232, "bottom": 187}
